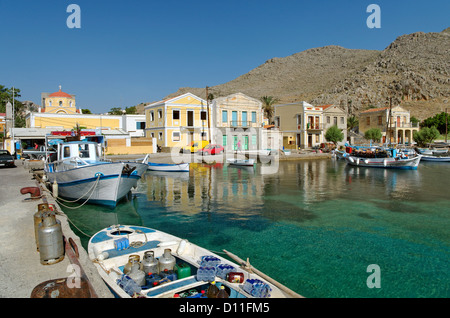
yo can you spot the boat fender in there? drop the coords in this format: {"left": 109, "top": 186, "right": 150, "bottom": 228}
{"left": 52, "top": 181, "right": 58, "bottom": 198}
{"left": 177, "top": 239, "right": 188, "bottom": 255}
{"left": 356, "top": 158, "right": 360, "bottom": 165}
{"left": 97, "top": 251, "right": 109, "bottom": 261}
{"left": 383, "top": 159, "right": 387, "bottom": 166}
{"left": 158, "top": 241, "right": 178, "bottom": 247}
{"left": 348, "top": 157, "right": 354, "bottom": 163}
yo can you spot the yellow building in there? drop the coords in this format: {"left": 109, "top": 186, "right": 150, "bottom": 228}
{"left": 144, "top": 93, "right": 210, "bottom": 149}
{"left": 274, "top": 101, "right": 325, "bottom": 149}
{"left": 40, "top": 86, "right": 81, "bottom": 114}
{"left": 359, "top": 106, "right": 419, "bottom": 144}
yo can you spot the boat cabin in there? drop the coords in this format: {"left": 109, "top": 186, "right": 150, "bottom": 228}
{"left": 57, "top": 141, "right": 101, "bottom": 163}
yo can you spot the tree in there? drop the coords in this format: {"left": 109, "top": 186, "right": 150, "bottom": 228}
{"left": 347, "top": 115, "right": 359, "bottom": 132}
{"left": 413, "top": 126, "right": 440, "bottom": 147}
{"left": 364, "top": 128, "right": 382, "bottom": 142}
{"left": 420, "top": 112, "right": 449, "bottom": 134}
{"left": 325, "top": 125, "right": 344, "bottom": 146}
{"left": 0, "top": 85, "right": 26, "bottom": 128}
{"left": 260, "top": 96, "right": 279, "bottom": 124}
{"left": 81, "top": 108, "right": 92, "bottom": 114}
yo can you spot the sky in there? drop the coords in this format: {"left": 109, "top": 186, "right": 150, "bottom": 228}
{"left": 0, "top": 0, "right": 449, "bottom": 114}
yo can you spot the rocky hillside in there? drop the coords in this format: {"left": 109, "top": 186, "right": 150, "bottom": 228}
{"left": 166, "top": 27, "right": 450, "bottom": 120}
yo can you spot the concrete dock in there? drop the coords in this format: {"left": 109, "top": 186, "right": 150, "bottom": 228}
{"left": 0, "top": 151, "right": 329, "bottom": 298}
{"left": 0, "top": 160, "right": 113, "bottom": 298}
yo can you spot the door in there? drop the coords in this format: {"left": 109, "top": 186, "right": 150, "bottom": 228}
{"left": 242, "top": 111, "right": 248, "bottom": 127}
{"left": 232, "top": 111, "right": 238, "bottom": 127}
{"left": 308, "top": 134, "right": 312, "bottom": 148}
{"left": 244, "top": 136, "right": 249, "bottom": 150}
{"left": 187, "top": 110, "right": 194, "bottom": 127}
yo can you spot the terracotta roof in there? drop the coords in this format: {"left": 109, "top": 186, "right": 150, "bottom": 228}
{"left": 49, "top": 88, "right": 72, "bottom": 98}
{"left": 361, "top": 107, "right": 389, "bottom": 113}
{"left": 317, "top": 104, "right": 333, "bottom": 110}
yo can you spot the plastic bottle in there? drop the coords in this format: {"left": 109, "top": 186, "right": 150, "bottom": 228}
{"left": 216, "top": 285, "right": 229, "bottom": 298}
{"left": 117, "top": 274, "right": 142, "bottom": 296}
{"left": 206, "top": 281, "right": 219, "bottom": 298}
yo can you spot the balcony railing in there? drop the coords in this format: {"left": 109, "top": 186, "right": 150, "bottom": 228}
{"left": 229, "top": 121, "right": 255, "bottom": 128}
{"left": 306, "top": 123, "right": 324, "bottom": 130}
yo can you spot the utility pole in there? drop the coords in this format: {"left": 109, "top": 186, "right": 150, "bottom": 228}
{"left": 385, "top": 97, "right": 392, "bottom": 145}
{"left": 206, "top": 86, "right": 211, "bottom": 144}
{"left": 446, "top": 108, "right": 448, "bottom": 144}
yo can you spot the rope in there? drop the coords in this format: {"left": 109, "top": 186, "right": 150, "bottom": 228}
{"left": 54, "top": 174, "right": 102, "bottom": 210}
{"left": 55, "top": 173, "right": 102, "bottom": 203}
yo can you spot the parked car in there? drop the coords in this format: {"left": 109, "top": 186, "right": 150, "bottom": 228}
{"left": 0, "top": 150, "right": 16, "bottom": 168}
{"left": 181, "top": 140, "right": 209, "bottom": 153}
{"left": 199, "top": 144, "right": 224, "bottom": 155}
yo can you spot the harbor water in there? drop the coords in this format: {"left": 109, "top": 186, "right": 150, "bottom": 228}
{"left": 62, "top": 159, "right": 450, "bottom": 298}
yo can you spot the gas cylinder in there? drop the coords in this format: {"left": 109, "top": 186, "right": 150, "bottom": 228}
{"left": 158, "top": 248, "right": 176, "bottom": 272}
{"left": 123, "top": 255, "right": 141, "bottom": 275}
{"left": 34, "top": 203, "right": 49, "bottom": 251}
{"left": 142, "top": 251, "right": 159, "bottom": 275}
{"left": 127, "top": 262, "right": 146, "bottom": 287}
{"left": 37, "top": 211, "right": 64, "bottom": 265}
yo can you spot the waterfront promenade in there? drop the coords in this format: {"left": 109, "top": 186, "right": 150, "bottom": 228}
{"left": 0, "top": 160, "right": 113, "bottom": 298}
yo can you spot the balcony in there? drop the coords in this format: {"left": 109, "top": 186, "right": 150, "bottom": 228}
{"left": 306, "top": 123, "right": 324, "bottom": 131}
{"left": 229, "top": 121, "right": 255, "bottom": 128}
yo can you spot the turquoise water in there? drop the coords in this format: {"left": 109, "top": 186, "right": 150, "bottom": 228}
{"left": 63, "top": 159, "right": 450, "bottom": 298}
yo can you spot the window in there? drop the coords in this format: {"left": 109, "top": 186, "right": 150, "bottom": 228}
{"left": 252, "top": 111, "right": 257, "bottom": 123}
{"left": 158, "top": 132, "right": 163, "bottom": 140}
{"left": 378, "top": 116, "right": 382, "bottom": 125}
{"left": 327, "top": 116, "right": 330, "bottom": 124}
{"left": 201, "top": 110, "right": 207, "bottom": 121}
{"left": 222, "top": 110, "right": 228, "bottom": 123}
{"left": 222, "top": 135, "right": 227, "bottom": 146}
{"left": 136, "top": 122, "right": 145, "bottom": 129}
{"left": 173, "top": 110, "right": 180, "bottom": 120}
{"left": 275, "top": 116, "right": 280, "bottom": 127}
{"left": 158, "top": 109, "right": 162, "bottom": 119}
{"left": 366, "top": 117, "right": 370, "bottom": 125}
{"left": 333, "top": 117, "right": 337, "bottom": 125}
{"left": 59, "top": 101, "right": 63, "bottom": 106}
{"left": 150, "top": 111, "right": 154, "bottom": 121}
{"left": 172, "top": 131, "right": 180, "bottom": 141}
{"left": 49, "top": 100, "right": 52, "bottom": 107}
{"left": 340, "top": 117, "right": 344, "bottom": 124}
{"left": 63, "top": 146, "right": 70, "bottom": 158}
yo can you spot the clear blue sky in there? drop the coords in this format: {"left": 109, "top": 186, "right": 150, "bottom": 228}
{"left": 0, "top": 0, "right": 448, "bottom": 113}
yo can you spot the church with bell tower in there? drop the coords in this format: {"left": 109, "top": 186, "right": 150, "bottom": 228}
{"left": 40, "top": 86, "right": 81, "bottom": 114}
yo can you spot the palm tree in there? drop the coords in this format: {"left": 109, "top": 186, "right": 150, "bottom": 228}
{"left": 260, "top": 96, "right": 279, "bottom": 124}
{"left": 347, "top": 115, "right": 359, "bottom": 132}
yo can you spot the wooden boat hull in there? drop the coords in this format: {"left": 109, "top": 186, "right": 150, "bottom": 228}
{"left": 147, "top": 162, "right": 190, "bottom": 172}
{"left": 421, "top": 155, "right": 450, "bottom": 162}
{"left": 226, "top": 159, "right": 255, "bottom": 166}
{"left": 88, "top": 225, "right": 299, "bottom": 298}
{"left": 45, "top": 162, "right": 147, "bottom": 207}
{"left": 345, "top": 155, "right": 422, "bottom": 170}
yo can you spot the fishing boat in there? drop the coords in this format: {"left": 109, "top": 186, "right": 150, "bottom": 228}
{"left": 44, "top": 141, "right": 147, "bottom": 207}
{"left": 345, "top": 154, "right": 422, "bottom": 169}
{"left": 147, "top": 162, "right": 190, "bottom": 172}
{"left": 420, "top": 155, "right": 450, "bottom": 162}
{"left": 226, "top": 158, "right": 255, "bottom": 167}
{"left": 88, "top": 225, "right": 302, "bottom": 298}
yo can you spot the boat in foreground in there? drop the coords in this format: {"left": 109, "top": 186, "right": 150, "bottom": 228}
{"left": 147, "top": 162, "right": 190, "bottom": 172}
{"left": 44, "top": 141, "right": 147, "bottom": 207}
{"left": 226, "top": 158, "right": 255, "bottom": 167}
{"left": 88, "top": 225, "right": 302, "bottom": 298}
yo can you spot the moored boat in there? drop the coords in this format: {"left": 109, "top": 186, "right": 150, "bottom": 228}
{"left": 226, "top": 158, "right": 255, "bottom": 166}
{"left": 44, "top": 141, "right": 147, "bottom": 207}
{"left": 345, "top": 154, "right": 422, "bottom": 169}
{"left": 88, "top": 225, "right": 302, "bottom": 298}
{"left": 420, "top": 155, "right": 450, "bottom": 162}
{"left": 147, "top": 162, "right": 190, "bottom": 172}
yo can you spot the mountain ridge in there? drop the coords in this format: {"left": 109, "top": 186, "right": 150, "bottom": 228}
{"left": 165, "top": 27, "right": 450, "bottom": 120}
